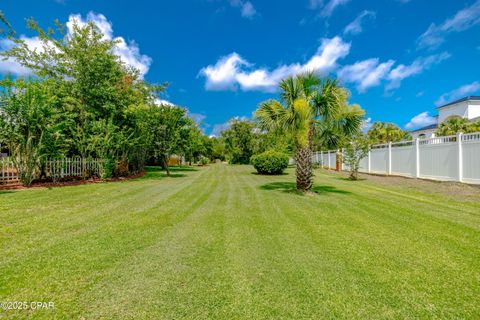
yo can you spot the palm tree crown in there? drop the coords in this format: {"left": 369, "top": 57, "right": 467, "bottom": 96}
{"left": 255, "top": 73, "right": 364, "bottom": 191}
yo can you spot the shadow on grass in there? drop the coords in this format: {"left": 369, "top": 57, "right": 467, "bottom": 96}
{"left": 251, "top": 172, "right": 289, "bottom": 176}
{"left": 336, "top": 177, "right": 367, "bottom": 181}
{"left": 140, "top": 166, "right": 190, "bottom": 180}
{"left": 0, "top": 190, "right": 16, "bottom": 195}
{"left": 260, "top": 182, "right": 351, "bottom": 195}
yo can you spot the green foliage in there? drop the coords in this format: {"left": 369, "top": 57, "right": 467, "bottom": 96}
{"left": 367, "top": 122, "right": 411, "bottom": 144}
{"left": 0, "top": 79, "right": 67, "bottom": 185}
{"left": 0, "top": 16, "right": 203, "bottom": 184}
{"left": 253, "top": 129, "right": 293, "bottom": 155}
{"left": 198, "top": 156, "right": 209, "bottom": 166}
{"left": 342, "top": 133, "right": 370, "bottom": 180}
{"left": 221, "top": 119, "right": 256, "bottom": 164}
{"left": 436, "top": 117, "right": 480, "bottom": 136}
{"left": 255, "top": 73, "right": 364, "bottom": 191}
{"left": 251, "top": 150, "right": 289, "bottom": 175}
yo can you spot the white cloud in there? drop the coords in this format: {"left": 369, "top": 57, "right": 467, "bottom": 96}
{"left": 386, "top": 52, "right": 450, "bottom": 90}
{"left": 344, "top": 10, "right": 376, "bottom": 35}
{"left": 229, "top": 0, "right": 257, "bottom": 18}
{"left": 200, "top": 36, "right": 350, "bottom": 92}
{"left": 0, "top": 36, "right": 48, "bottom": 76}
{"left": 201, "top": 35, "right": 449, "bottom": 94}
{"left": 417, "top": 0, "right": 480, "bottom": 50}
{"left": 338, "top": 52, "right": 449, "bottom": 93}
{"left": 308, "top": 0, "right": 350, "bottom": 17}
{"left": 435, "top": 81, "right": 480, "bottom": 106}
{"left": 67, "top": 12, "right": 152, "bottom": 78}
{"left": 154, "top": 98, "right": 175, "bottom": 106}
{"left": 200, "top": 52, "right": 249, "bottom": 91}
{"left": 405, "top": 111, "right": 437, "bottom": 129}
{"left": 338, "top": 58, "right": 395, "bottom": 92}
{"left": 0, "top": 12, "right": 151, "bottom": 78}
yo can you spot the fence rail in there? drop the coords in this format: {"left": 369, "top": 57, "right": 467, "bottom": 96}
{"left": 1, "top": 157, "right": 104, "bottom": 184}
{"left": 314, "top": 132, "right": 480, "bottom": 185}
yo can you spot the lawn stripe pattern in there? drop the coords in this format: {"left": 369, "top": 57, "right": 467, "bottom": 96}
{"left": 0, "top": 164, "right": 479, "bottom": 319}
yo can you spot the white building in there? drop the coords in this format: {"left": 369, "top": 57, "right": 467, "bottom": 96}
{"left": 410, "top": 96, "right": 480, "bottom": 139}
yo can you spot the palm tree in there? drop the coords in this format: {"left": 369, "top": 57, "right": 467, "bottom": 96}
{"left": 367, "top": 122, "right": 411, "bottom": 144}
{"left": 255, "top": 73, "right": 364, "bottom": 192}
{"left": 436, "top": 117, "right": 471, "bottom": 136}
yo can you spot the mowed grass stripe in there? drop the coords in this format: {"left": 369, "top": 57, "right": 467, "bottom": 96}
{"left": 78, "top": 164, "right": 235, "bottom": 319}
{"left": 0, "top": 166, "right": 215, "bottom": 319}
{"left": 0, "top": 164, "right": 479, "bottom": 319}
{"left": 0, "top": 167, "right": 208, "bottom": 267}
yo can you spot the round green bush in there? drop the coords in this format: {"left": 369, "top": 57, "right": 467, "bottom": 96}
{"left": 250, "top": 150, "right": 289, "bottom": 175}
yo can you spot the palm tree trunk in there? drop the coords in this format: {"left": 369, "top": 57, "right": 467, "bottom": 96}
{"left": 295, "top": 146, "right": 313, "bottom": 191}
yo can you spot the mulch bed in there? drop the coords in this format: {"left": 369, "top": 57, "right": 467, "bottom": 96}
{"left": 0, "top": 172, "right": 145, "bottom": 191}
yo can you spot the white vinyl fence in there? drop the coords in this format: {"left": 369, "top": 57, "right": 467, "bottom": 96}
{"left": 1, "top": 157, "right": 104, "bottom": 183}
{"left": 314, "top": 132, "right": 480, "bottom": 185}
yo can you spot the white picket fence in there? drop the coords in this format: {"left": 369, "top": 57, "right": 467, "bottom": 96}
{"left": 314, "top": 132, "right": 480, "bottom": 185}
{"left": 0, "top": 157, "right": 104, "bottom": 183}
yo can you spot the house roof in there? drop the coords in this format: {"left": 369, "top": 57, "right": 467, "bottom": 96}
{"left": 410, "top": 123, "right": 438, "bottom": 133}
{"left": 436, "top": 96, "right": 480, "bottom": 109}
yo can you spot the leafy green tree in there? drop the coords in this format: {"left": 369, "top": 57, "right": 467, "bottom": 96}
{"left": 0, "top": 79, "right": 67, "bottom": 185}
{"left": 221, "top": 119, "right": 256, "bottom": 164}
{"left": 177, "top": 121, "right": 205, "bottom": 165}
{"left": 342, "top": 133, "right": 370, "bottom": 180}
{"left": 255, "top": 73, "right": 364, "bottom": 191}
{"left": 0, "top": 16, "right": 172, "bottom": 182}
{"left": 367, "top": 122, "right": 411, "bottom": 144}
{"left": 205, "top": 137, "right": 227, "bottom": 162}
{"left": 148, "top": 105, "right": 189, "bottom": 176}
{"left": 253, "top": 129, "right": 293, "bottom": 155}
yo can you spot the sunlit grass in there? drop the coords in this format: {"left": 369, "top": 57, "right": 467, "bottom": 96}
{"left": 1, "top": 164, "right": 479, "bottom": 319}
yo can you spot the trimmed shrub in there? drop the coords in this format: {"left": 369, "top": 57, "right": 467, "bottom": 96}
{"left": 250, "top": 150, "right": 289, "bottom": 175}
{"left": 199, "top": 156, "right": 209, "bottom": 166}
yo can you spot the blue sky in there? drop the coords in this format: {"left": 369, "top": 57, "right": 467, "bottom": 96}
{"left": 1, "top": 0, "right": 480, "bottom": 135}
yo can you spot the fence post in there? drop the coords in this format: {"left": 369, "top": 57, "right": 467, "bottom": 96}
{"left": 415, "top": 138, "right": 420, "bottom": 178}
{"left": 341, "top": 148, "right": 344, "bottom": 171}
{"left": 367, "top": 147, "right": 371, "bottom": 173}
{"left": 387, "top": 141, "right": 392, "bottom": 175}
{"left": 457, "top": 132, "right": 463, "bottom": 182}
{"left": 328, "top": 151, "right": 331, "bottom": 169}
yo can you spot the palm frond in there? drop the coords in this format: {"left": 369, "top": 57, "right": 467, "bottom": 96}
{"left": 279, "top": 77, "right": 299, "bottom": 108}
{"left": 254, "top": 99, "right": 290, "bottom": 131}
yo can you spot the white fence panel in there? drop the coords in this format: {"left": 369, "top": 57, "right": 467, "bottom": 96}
{"left": 1, "top": 157, "right": 104, "bottom": 184}
{"left": 328, "top": 152, "right": 336, "bottom": 169}
{"left": 370, "top": 148, "right": 388, "bottom": 174}
{"left": 419, "top": 137, "right": 458, "bottom": 181}
{"left": 0, "top": 157, "right": 18, "bottom": 182}
{"left": 462, "top": 133, "right": 480, "bottom": 184}
{"left": 359, "top": 156, "right": 368, "bottom": 172}
{"left": 391, "top": 143, "right": 415, "bottom": 177}
{"left": 315, "top": 131, "right": 480, "bottom": 184}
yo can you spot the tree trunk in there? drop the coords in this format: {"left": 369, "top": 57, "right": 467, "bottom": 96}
{"left": 295, "top": 146, "right": 313, "bottom": 191}
{"left": 162, "top": 156, "right": 170, "bottom": 176}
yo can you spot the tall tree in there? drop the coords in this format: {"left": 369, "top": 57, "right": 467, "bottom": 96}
{"left": 255, "top": 73, "right": 364, "bottom": 191}
{"left": 221, "top": 119, "right": 256, "bottom": 164}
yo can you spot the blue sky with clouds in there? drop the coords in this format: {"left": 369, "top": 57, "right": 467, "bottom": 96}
{"left": 1, "top": 0, "right": 480, "bottom": 135}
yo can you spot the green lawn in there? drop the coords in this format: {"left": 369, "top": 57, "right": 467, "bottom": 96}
{"left": 1, "top": 164, "right": 479, "bottom": 319}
